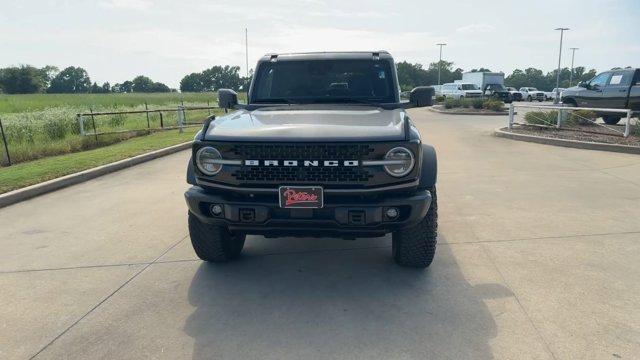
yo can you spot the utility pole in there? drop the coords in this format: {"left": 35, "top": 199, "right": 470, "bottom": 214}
{"left": 569, "top": 47, "right": 579, "bottom": 87}
{"left": 436, "top": 43, "right": 447, "bottom": 86}
{"left": 554, "top": 28, "right": 569, "bottom": 104}
{"left": 245, "top": 28, "right": 249, "bottom": 78}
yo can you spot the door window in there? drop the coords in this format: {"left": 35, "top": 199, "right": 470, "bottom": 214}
{"left": 589, "top": 72, "right": 610, "bottom": 88}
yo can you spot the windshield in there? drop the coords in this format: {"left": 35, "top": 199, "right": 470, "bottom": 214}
{"left": 460, "top": 84, "right": 478, "bottom": 90}
{"left": 488, "top": 84, "right": 506, "bottom": 91}
{"left": 252, "top": 60, "right": 396, "bottom": 104}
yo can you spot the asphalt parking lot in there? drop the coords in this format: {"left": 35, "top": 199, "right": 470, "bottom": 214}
{"left": 1, "top": 108, "right": 640, "bottom": 360}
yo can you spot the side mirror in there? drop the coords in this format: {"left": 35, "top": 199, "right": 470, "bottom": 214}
{"left": 578, "top": 81, "right": 587, "bottom": 88}
{"left": 218, "top": 89, "right": 238, "bottom": 109}
{"left": 407, "top": 86, "right": 434, "bottom": 108}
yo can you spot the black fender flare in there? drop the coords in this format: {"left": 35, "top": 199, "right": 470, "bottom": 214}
{"left": 187, "top": 156, "right": 197, "bottom": 185}
{"left": 418, "top": 144, "right": 437, "bottom": 189}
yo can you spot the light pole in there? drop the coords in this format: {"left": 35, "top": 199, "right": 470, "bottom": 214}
{"left": 569, "top": 47, "right": 579, "bottom": 87}
{"left": 245, "top": 28, "right": 249, "bottom": 78}
{"left": 436, "top": 43, "right": 446, "bottom": 86}
{"left": 554, "top": 27, "right": 569, "bottom": 103}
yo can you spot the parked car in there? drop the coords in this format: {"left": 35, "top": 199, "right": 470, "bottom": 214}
{"left": 185, "top": 51, "right": 440, "bottom": 268}
{"left": 544, "top": 88, "right": 565, "bottom": 101}
{"left": 519, "top": 87, "right": 545, "bottom": 102}
{"left": 561, "top": 68, "right": 640, "bottom": 124}
{"left": 506, "top": 87, "right": 523, "bottom": 101}
{"left": 440, "top": 83, "right": 483, "bottom": 100}
{"left": 483, "top": 83, "right": 513, "bottom": 103}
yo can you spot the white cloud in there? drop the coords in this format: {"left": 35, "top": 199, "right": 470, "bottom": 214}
{"left": 98, "top": 0, "right": 154, "bottom": 11}
{"left": 456, "top": 24, "right": 495, "bottom": 34}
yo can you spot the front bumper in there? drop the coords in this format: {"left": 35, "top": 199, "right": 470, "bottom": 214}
{"left": 185, "top": 186, "right": 432, "bottom": 238}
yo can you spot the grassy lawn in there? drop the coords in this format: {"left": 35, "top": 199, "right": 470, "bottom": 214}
{"left": 0, "top": 128, "right": 197, "bottom": 194}
{"left": 0, "top": 92, "right": 235, "bottom": 164}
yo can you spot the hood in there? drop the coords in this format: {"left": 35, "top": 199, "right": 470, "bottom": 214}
{"left": 561, "top": 86, "right": 581, "bottom": 95}
{"left": 204, "top": 105, "right": 407, "bottom": 142}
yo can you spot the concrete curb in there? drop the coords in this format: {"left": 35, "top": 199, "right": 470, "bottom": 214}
{"left": 494, "top": 128, "right": 640, "bottom": 155}
{"left": 0, "top": 141, "right": 192, "bottom": 209}
{"left": 429, "top": 107, "right": 509, "bottom": 116}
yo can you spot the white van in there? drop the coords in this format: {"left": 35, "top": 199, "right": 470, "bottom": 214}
{"left": 440, "top": 83, "right": 483, "bottom": 100}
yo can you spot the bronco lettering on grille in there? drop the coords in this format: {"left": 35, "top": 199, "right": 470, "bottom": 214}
{"left": 244, "top": 160, "right": 359, "bottom": 167}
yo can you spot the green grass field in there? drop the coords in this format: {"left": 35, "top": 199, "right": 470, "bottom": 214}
{"left": 0, "top": 127, "right": 198, "bottom": 194}
{"left": 0, "top": 92, "right": 230, "bottom": 165}
{"left": 0, "top": 92, "right": 218, "bottom": 114}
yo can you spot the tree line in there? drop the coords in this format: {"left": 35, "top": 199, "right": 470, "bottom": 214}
{"left": 0, "top": 61, "right": 603, "bottom": 95}
{"left": 0, "top": 65, "right": 173, "bottom": 94}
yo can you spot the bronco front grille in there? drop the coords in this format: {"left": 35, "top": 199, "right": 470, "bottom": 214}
{"left": 229, "top": 144, "right": 374, "bottom": 183}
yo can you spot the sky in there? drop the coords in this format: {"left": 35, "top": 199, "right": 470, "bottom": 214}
{"left": 1, "top": 0, "right": 638, "bottom": 88}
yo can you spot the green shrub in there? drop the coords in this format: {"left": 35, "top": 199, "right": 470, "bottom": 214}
{"left": 444, "top": 98, "right": 457, "bottom": 109}
{"left": 483, "top": 99, "right": 504, "bottom": 112}
{"left": 567, "top": 109, "right": 597, "bottom": 126}
{"left": 524, "top": 110, "right": 558, "bottom": 126}
{"left": 436, "top": 95, "right": 445, "bottom": 103}
{"left": 472, "top": 98, "right": 484, "bottom": 109}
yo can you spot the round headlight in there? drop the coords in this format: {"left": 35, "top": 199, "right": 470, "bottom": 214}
{"left": 384, "top": 147, "right": 415, "bottom": 177}
{"left": 196, "top": 147, "right": 223, "bottom": 176}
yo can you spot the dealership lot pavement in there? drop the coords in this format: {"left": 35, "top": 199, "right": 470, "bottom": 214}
{"left": 2, "top": 108, "right": 640, "bottom": 359}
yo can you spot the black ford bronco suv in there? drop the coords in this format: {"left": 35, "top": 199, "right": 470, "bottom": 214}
{"left": 185, "top": 51, "right": 438, "bottom": 267}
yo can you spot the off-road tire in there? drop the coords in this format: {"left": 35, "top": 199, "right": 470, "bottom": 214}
{"left": 188, "top": 212, "right": 245, "bottom": 262}
{"left": 392, "top": 186, "right": 438, "bottom": 268}
{"left": 527, "top": 96, "right": 532, "bottom": 102}
{"left": 602, "top": 115, "right": 621, "bottom": 125}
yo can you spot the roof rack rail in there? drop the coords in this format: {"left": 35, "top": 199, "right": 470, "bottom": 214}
{"left": 269, "top": 54, "right": 278, "bottom": 62}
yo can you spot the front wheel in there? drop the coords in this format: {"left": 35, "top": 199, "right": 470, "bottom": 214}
{"left": 392, "top": 187, "right": 438, "bottom": 268}
{"left": 527, "top": 96, "right": 532, "bottom": 102}
{"left": 602, "top": 115, "right": 621, "bottom": 125}
{"left": 188, "top": 212, "right": 245, "bottom": 262}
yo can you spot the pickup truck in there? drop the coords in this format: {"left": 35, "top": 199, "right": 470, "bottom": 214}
{"left": 506, "top": 87, "right": 523, "bottom": 101}
{"left": 185, "top": 51, "right": 439, "bottom": 268}
{"left": 561, "top": 68, "right": 640, "bottom": 124}
{"left": 519, "top": 87, "right": 546, "bottom": 102}
{"left": 483, "top": 84, "right": 513, "bottom": 103}
{"left": 544, "top": 88, "right": 565, "bottom": 101}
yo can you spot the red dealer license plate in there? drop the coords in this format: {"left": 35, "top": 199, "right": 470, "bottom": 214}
{"left": 279, "top": 186, "right": 324, "bottom": 209}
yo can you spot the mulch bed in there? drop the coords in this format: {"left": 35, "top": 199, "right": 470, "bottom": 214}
{"left": 507, "top": 124, "right": 640, "bottom": 147}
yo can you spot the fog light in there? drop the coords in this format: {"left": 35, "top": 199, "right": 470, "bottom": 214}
{"left": 210, "top": 204, "right": 223, "bottom": 216}
{"left": 385, "top": 207, "right": 399, "bottom": 219}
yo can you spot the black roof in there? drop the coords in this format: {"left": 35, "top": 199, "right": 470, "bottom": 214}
{"left": 258, "top": 51, "right": 393, "bottom": 62}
